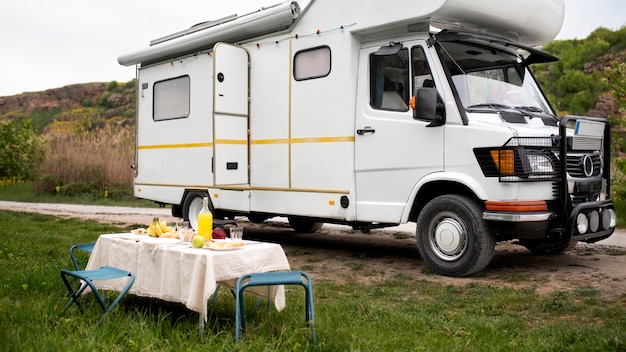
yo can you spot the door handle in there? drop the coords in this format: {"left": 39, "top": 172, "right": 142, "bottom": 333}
{"left": 357, "top": 126, "right": 376, "bottom": 135}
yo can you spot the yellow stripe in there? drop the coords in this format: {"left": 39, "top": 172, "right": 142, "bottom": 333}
{"left": 138, "top": 142, "right": 212, "bottom": 150}
{"left": 138, "top": 136, "right": 354, "bottom": 149}
{"left": 251, "top": 138, "right": 291, "bottom": 145}
{"left": 215, "top": 139, "right": 247, "bottom": 145}
{"left": 291, "top": 136, "right": 355, "bottom": 144}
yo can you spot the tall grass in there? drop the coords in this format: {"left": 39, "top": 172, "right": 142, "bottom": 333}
{"left": 1, "top": 211, "right": 625, "bottom": 351}
{"left": 34, "top": 125, "right": 134, "bottom": 199}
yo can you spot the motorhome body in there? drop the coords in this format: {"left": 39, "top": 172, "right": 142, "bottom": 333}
{"left": 119, "top": 0, "right": 616, "bottom": 276}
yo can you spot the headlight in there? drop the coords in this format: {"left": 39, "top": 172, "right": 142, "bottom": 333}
{"left": 576, "top": 213, "right": 589, "bottom": 234}
{"left": 475, "top": 144, "right": 558, "bottom": 181}
{"left": 527, "top": 153, "right": 555, "bottom": 174}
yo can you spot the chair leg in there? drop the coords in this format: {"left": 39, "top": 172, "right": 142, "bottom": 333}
{"left": 235, "top": 288, "right": 246, "bottom": 342}
{"left": 299, "top": 272, "right": 317, "bottom": 345}
{"left": 98, "top": 273, "right": 134, "bottom": 323}
{"left": 208, "top": 284, "right": 221, "bottom": 305}
{"left": 60, "top": 271, "right": 89, "bottom": 314}
{"left": 306, "top": 285, "right": 317, "bottom": 344}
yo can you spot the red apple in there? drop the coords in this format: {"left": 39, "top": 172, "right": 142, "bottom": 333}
{"left": 212, "top": 227, "right": 227, "bottom": 239}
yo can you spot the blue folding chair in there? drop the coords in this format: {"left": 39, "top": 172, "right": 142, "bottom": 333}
{"left": 60, "top": 243, "right": 135, "bottom": 324}
{"left": 235, "top": 271, "right": 316, "bottom": 344}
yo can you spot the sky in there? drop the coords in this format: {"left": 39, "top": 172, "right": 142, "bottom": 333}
{"left": 0, "top": 0, "right": 625, "bottom": 97}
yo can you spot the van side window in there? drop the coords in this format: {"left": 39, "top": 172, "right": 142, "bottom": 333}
{"left": 294, "top": 46, "right": 331, "bottom": 81}
{"left": 411, "top": 46, "right": 434, "bottom": 89}
{"left": 370, "top": 48, "right": 409, "bottom": 111}
{"left": 153, "top": 75, "right": 190, "bottom": 121}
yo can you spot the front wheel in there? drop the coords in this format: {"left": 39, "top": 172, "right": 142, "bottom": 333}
{"left": 416, "top": 195, "right": 495, "bottom": 277}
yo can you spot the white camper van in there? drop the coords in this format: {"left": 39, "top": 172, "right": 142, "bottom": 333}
{"left": 119, "top": 0, "right": 616, "bottom": 276}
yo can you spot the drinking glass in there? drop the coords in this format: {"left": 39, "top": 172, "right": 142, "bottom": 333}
{"left": 179, "top": 221, "right": 192, "bottom": 243}
{"left": 230, "top": 227, "right": 243, "bottom": 243}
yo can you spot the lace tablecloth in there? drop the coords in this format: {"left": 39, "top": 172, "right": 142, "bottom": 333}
{"left": 85, "top": 233, "right": 291, "bottom": 321}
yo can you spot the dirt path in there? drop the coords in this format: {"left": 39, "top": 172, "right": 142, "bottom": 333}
{"left": 2, "top": 201, "right": 625, "bottom": 299}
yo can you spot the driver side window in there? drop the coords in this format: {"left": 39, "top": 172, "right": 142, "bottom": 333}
{"left": 369, "top": 48, "right": 409, "bottom": 111}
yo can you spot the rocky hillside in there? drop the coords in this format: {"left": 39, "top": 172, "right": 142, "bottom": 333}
{"left": 0, "top": 83, "right": 106, "bottom": 113}
{"left": 0, "top": 80, "right": 136, "bottom": 133}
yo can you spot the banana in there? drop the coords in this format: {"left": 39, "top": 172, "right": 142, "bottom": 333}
{"left": 159, "top": 219, "right": 171, "bottom": 234}
{"left": 148, "top": 222, "right": 157, "bottom": 237}
{"left": 153, "top": 217, "right": 163, "bottom": 237}
{"left": 155, "top": 223, "right": 164, "bottom": 237}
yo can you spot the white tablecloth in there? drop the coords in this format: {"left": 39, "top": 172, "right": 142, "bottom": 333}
{"left": 85, "top": 234, "right": 291, "bottom": 321}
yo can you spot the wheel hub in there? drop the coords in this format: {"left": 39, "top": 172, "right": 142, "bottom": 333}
{"left": 431, "top": 218, "right": 467, "bottom": 261}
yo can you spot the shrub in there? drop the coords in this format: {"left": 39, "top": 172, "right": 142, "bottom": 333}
{"left": 0, "top": 119, "right": 45, "bottom": 180}
{"left": 98, "top": 92, "right": 112, "bottom": 108}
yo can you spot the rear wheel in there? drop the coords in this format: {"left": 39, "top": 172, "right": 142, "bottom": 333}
{"left": 247, "top": 213, "right": 269, "bottom": 224}
{"left": 416, "top": 194, "right": 495, "bottom": 277}
{"left": 182, "top": 191, "right": 212, "bottom": 231}
{"left": 288, "top": 217, "right": 323, "bottom": 233}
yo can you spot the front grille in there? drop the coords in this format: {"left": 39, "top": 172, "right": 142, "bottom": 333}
{"left": 566, "top": 153, "right": 602, "bottom": 178}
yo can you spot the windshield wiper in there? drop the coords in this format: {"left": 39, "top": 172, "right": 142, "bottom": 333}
{"left": 515, "top": 106, "right": 559, "bottom": 120}
{"left": 514, "top": 106, "right": 543, "bottom": 113}
{"left": 466, "top": 103, "right": 511, "bottom": 110}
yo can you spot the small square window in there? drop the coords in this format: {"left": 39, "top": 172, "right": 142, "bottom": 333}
{"left": 294, "top": 46, "right": 331, "bottom": 81}
{"left": 153, "top": 75, "right": 190, "bottom": 121}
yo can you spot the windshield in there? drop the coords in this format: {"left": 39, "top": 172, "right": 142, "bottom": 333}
{"left": 439, "top": 41, "right": 555, "bottom": 116}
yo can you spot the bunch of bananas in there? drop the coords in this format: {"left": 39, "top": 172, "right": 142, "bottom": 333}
{"left": 148, "top": 217, "right": 173, "bottom": 237}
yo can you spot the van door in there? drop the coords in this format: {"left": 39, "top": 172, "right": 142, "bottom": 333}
{"left": 354, "top": 42, "right": 444, "bottom": 222}
{"left": 213, "top": 43, "right": 250, "bottom": 185}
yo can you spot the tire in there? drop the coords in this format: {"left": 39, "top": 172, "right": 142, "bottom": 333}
{"left": 288, "top": 217, "right": 323, "bottom": 233}
{"left": 247, "top": 213, "right": 269, "bottom": 224}
{"left": 416, "top": 194, "right": 495, "bottom": 277}
{"left": 182, "top": 191, "right": 212, "bottom": 231}
{"left": 520, "top": 239, "right": 578, "bottom": 255}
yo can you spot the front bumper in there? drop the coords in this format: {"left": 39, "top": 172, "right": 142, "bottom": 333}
{"left": 483, "top": 199, "right": 615, "bottom": 242}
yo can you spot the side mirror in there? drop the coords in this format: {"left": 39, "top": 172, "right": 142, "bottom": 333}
{"left": 413, "top": 87, "right": 445, "bottom": 127}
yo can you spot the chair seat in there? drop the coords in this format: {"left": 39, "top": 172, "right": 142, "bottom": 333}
{"left": 243, "top": 271, "right": 309, "bottom": 286}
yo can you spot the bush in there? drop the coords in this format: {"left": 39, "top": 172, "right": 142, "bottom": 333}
{"left": 98, "top": 92, "right": 112, "bottom": 108}
{"left": 0, "top": 119, "right": 45, "bottom": 180}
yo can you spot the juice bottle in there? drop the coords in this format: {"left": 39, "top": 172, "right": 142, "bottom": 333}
{"left": 197, "top": 197, "right": 213, "bottom": 240}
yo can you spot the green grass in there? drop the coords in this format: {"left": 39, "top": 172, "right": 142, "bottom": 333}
{"left": 1, "top": 211, "right": 626, "bottom": 351}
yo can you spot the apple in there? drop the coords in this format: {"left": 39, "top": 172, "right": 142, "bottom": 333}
{"left": 212, "top": 227, "right": 227, "bottom": 240}
{"left": 192, "top": 235, "right": 205, "bottom": 248}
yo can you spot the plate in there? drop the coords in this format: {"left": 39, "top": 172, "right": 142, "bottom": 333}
{"left": 141, "top": 238, "right": 181, "bottom": 246}
{"left": 205, "top": 245, "right": 243, "bottom": 251}
{"left": 111, "top": 233, "right": 146, "bottom": 241}
{"left": 205, "top": 241, "right": 245, "bottom": 251}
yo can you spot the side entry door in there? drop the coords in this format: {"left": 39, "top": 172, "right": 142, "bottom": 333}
{"left": 354, "top": 42, "right": 444, "bottom": 222}
{"left": 213, "top": 42, "right": 250, "bottom": 185}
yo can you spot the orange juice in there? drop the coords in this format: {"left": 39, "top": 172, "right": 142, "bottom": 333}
{"left": 197, "top": 197, "right": 213, "bottom": 240}
{"left": 198, "top": 211, "right": 213, "bottom": 240}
